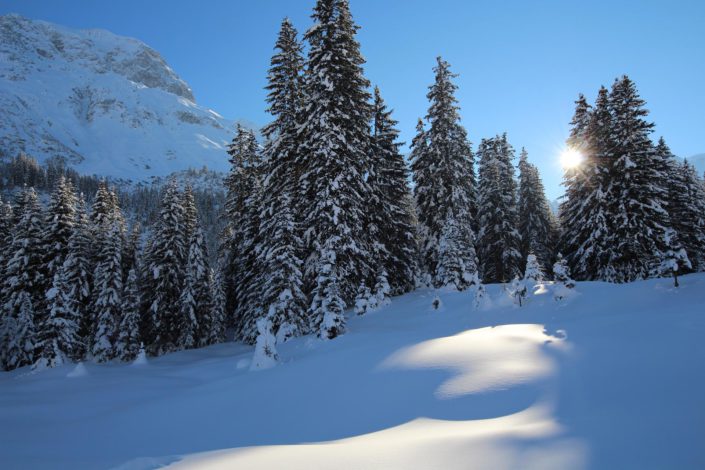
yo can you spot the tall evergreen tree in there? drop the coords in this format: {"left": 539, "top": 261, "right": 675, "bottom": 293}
{"left": 142, "top": 179, "right": 187, "bottom": 354}
{"left": 411, "top": 57, "right": 476, "bottom": 287}
{"left": 476, "top": 135, "right": 522, "bottom": 283}
{"left": 560, "top": 88, "right": 612, "bottom": 280}
{"left": 63, "top": 196, "right": 93, "bottom": 358}
{"left": 43, "top": 177, "right": 77, "bottom": 291}
{"left": 223, "top": 125, "right": 263, "bottom": 343}
{"left": 605, "top": 75, "right": 669, "bottom": 282}
{"left": 368, "top": 87, "right": 418, "bottom": 294}
{"left": 517, "top": 148, "right": 557, "bottom": 272}
{"left": 207, "top": 267, "right": 228, "bottom": 346}
{"left": 257, "top": 17, "right": 308, "bottom": 339}
{"left": 0, "top": 187, "right": 44, "bottom": 369}
{"left": 1, "top": 291, "right": 35, "bottom": 370}
{"left": 297, "top": 0, "right": 374, "bottom": 327}
{"left": 658, "top": 139, "right": 705, "bottom": 271}
{"left": 35, "top": 264, "right": 81, "bottom": 368}
{"left": 179, "top": 224, "right": 213, "bottom": 348}
{"left": 91, "top": 220, "right": 123, "bottom": 362}
{"left": 117, "top": 267, "right": 141, "bottom": 361}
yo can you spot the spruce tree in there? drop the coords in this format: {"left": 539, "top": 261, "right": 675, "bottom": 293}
{"left": 179, "top": 224, "right": 212, "bottom": 348}
{"left": 63, "top": 196, "right": 93, "bottom": 359}
{"left": 659, "top": 142, "right": 705, "bottom": 271}
{"left": 91, "top": 220, "right": 123, "bottom": 362}
{"left": 517, "top": 148, "right": 557, "bottom": 272}
{"left": 35, "top": 264, "right": 81, "bottom": 368}
{"left": 553, "top": 253, "right": 576, "bottom": 301}
{"left": 411, "top": 57, "right": 476, "bottom": 287}
{"left": 476, "top": 135, "right": 522, "bottom": 283}
{"left": 297, "top": 0, "right": 374, "bottom": 315}
{"left": 368, "top": 87, "right": 418, "bottom": 294}
{"left": 0, "top": 187, "right": 44, "bottom": 369}
{"left": 309, "top": 243, "right": 346, "bottom": 339}
{"left": 1, "top": 291, "right": 35, "bottom": 370}
{"left": 142, "top": 179, "right": 187, "bottom": 354}
{"left": 257, "top": 18, "right": 308, "bottom": 339}
{"left": 43, "top": 177, "right": 77, "bottom": 292}
{"left": 660, "top": 228, "right": 691, "bottom": 287}
{"left": 223, "top": 125, "right": 263, "bottom": 343}
{"left": 560, "top": 88, "right": 612, "bottom": 280}
{"left": 208, "top": 267, "right": 227, "bottom": 345}
{"left": 605, "top": 76, "right": 669, "bottom": 282}
{"left": 117, "top": 267, "right": 141, "bottom": 361}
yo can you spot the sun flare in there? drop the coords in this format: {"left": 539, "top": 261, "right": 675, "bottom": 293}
{"left": 560, "top": 148, "right": 584, "bottom": 169}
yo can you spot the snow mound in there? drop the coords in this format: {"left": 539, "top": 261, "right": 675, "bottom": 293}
{"left": 66, "top": 361, "right": 88, "bottom": 378}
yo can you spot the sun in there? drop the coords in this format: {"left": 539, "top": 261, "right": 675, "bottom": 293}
{"left": 560, "top": 148, "right": 584, "bottom": 169}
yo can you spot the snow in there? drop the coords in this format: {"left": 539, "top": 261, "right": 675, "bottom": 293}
{"left": 0, "top": 15, "right": 243, "bottom": 182}
{"left": 1, "top": 274, "right": 705, "bottom": 469}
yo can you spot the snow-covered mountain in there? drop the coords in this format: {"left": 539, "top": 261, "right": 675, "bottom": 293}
{"left": 688, "top": 153, "right": 705, "bottom": 174}
{"left": 0, "top": 14, "right": 238, "bottom": 180}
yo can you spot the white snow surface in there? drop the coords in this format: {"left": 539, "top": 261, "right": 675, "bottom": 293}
{"left": 0, "top": 14, "right": 240, "bottom": 181}
{"left": 1, "top": 275, "right": 705, "bottom": 469}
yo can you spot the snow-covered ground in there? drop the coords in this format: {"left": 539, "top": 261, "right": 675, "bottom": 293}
{"left": 1, "top": 275, "right": 704, "bottom": 470}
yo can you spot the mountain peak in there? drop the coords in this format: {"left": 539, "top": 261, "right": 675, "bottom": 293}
{"left": 0, "top": 14, "right": 238, "bottom": 180}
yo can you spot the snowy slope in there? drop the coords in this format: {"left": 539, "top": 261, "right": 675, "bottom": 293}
{"left": 1, "top": 275, "right": 705, "bottom": 470}
{"left": 688, "top": 153, "right": 705, "bottom": 174}
{"left": 0, "top": 14, "right": 237, "bottom": 180}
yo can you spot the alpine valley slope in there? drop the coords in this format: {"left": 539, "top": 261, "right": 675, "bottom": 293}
{"left": 0, "top": 14, "right": 238, "bottom": 180}
{"left": 1, "top": 275, "right": 704, "bottom": 470}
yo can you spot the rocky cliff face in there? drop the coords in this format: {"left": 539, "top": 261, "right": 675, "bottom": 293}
{"left": 0, "top": 14, "right": 237, "bottom": 180}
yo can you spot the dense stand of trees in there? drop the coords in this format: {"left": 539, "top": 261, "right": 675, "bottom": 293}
{"left": 2, "top": 0, "right": 704, "bottom": 371}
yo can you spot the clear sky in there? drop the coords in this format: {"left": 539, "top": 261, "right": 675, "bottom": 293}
{"left": 2, "top": 0, "right": 704, "bottom": 199}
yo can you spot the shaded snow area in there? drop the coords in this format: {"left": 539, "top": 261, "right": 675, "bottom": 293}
{"left": 2, "top": 275, "right": 705, "bottom": 470}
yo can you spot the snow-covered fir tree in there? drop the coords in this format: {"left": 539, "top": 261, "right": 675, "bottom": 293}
{"left": 411, "top": 57, "right": 476, "bottom": 287}
{"left": 308, "top": 245, "right": 346, "bottom": 340}
{"left": 207, "top": 267, "right": 228, "bottom": 346}
{"left": 250, "top": 316, "right": 278, "bottom": 370}
{"left": 62, "top": 196, "right": 93, "bottom": 359}
{"left": 517, "top": 148, "right": 557, "bottom": 273}
{"left": 523, "top": 253, "right": 544, "bottom": 284}
{"left": 179, "top": 224, "right": 213, "bottom": 349}
{"left": 436, "top": 213, "right": 478, "bottom": 290}
{"left": 559, "top": 88, "right": 612, "bottom": 280}
{"left": 660, "top": 228, "right": 691, "bottom": 288}
{"left": 476, "top": 134, "right": 522, "bottom": 283}
{"left": 658, "top": 139, "right": 705, "bottom": 272}
{"left": 42, "top": 177, "right": 77, "bottom": 300}
{"left": 0, "top": 187, "right": 44, "bottom": 369}
{"left": 507, "top": 276, "right": 527, "bottom": 307}
{"left": 368, "top": 87, "right": 418, "bottom": 295}
{"left": 223, "top": 125, "right": 263, "bottom": 343}
{"left": 1, "top": 291, "right": 35, "bottom": 370}
{"left": 297, "top": 0, "right": 374, "bottom": 312}
{"left": 605, "top": 75, "right": 669, "bottom": 282}
{"left": 142, "top": 179, "right": 187, "bottom": 355}
{"left": 91, "top": 220, "right": 123, "bottom": 362}
{"left": 117, "top": 267, "right": 141, "bottom": 361}
{"left": 34, "top": 264, "right": 81, "bottom": 369}
{"left": 552, "top": 253, "right": 576, "bottom": 301}
{"left": 256, "top": 18, "right": 307, "bottom": 340}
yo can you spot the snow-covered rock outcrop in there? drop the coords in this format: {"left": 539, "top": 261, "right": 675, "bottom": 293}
{"left": 0, "top": 14, "right": 238, "bottom": 180}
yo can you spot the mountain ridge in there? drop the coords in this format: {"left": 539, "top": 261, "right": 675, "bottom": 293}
{"left": 0, "top": 14, "right": 239, "bottom": 181}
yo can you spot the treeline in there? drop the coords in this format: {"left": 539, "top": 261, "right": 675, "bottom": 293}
{"left": 560, "top": 81, "right": 705, "bottom": 282}
{"left": 0, "top": 155, "right": 227, "bottom": 260}
{"left": 0, "top": 178, "right": 225, "bottom": 370}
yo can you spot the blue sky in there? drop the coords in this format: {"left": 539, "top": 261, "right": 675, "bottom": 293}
{"left": 2, "top": 0, "right": 704, "bottom": 198}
